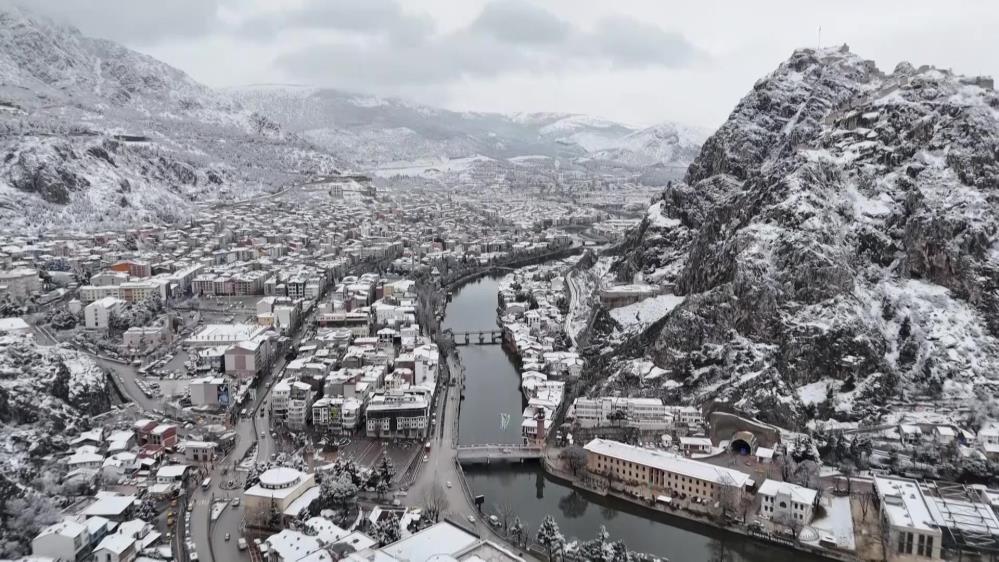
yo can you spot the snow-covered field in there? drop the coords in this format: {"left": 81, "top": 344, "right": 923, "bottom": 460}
{"left": 609, "top": 294, "right": 685, "bottom": 331}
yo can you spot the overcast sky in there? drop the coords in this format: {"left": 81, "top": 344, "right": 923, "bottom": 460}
{"left": 23, "top": 0, "right": 999, "bottom": 129}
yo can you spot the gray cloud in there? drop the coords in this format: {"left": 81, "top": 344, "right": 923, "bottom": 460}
{"left": 9, "top": 0, "right": 224, "bottom": 44}
{"left": 470, "top": 1, "right": 570, "bottom": 45}
{"left": 584, "top": 16, "right": 701, "bottom": 68}
{"left": 275, "top": 0, "right": 704, "bottom": 89}
{"left": 237, "top": 0, "right": 434, "bottom": 45}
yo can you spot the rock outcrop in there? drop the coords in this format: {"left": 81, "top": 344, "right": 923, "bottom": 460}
{"left": 603, "top": 46, "right": 999, "bottom": 427}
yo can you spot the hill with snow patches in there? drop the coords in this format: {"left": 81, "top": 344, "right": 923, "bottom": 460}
{"left": 597, "top": 45, "right": 999, "bottom": 427}
{"left": 230, "top": 85, "right": 704, "bottom": 174}
{"left": 0, "top": 330, "right": 110, "bottom": 500}
{"left": 0, "top": 7, "right": 342, "bottom": 230}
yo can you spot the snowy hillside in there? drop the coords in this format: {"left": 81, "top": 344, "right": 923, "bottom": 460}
{"left": 600, "top": 45, "right": 999, "bottom": 427}
{"left": 591, "top": 122, "right": 709, "bottom": 169}
{"left": 231, "top": 85, "right": 700, "bottom": 175}
{"left": 0, "top": 8, "right": 342, "bottom": 230}
{"left": 0, "top": 330, "right": 109, "bottom": 484}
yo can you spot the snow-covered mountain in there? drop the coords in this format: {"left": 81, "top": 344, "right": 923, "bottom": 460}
{"left": 0, "top": 7, "right": 342, "bottom": 230}
{"left": 600, "top": 45, "right": 999, "bottom": 427}
{"left": 591, "top": 122, "right": 707, "bottom": 169}
{"left": 231, "top": 85, "right": 701, "bottom": 173}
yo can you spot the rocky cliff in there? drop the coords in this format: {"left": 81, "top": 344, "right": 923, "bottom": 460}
{"left": 604, "top": 45, "right": 999, "bottom": 427}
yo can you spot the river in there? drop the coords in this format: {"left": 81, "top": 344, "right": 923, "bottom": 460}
{"left": 443, "top": 274, "right": 825, "bottom": 562}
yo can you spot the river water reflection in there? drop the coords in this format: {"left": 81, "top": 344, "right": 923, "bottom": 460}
{"left": 444, "top": 275, "right": 825, "bottom": 562}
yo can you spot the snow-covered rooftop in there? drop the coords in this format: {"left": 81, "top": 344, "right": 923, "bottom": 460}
{"left": 584, "top": 438, "right": 751, "bottom": 487}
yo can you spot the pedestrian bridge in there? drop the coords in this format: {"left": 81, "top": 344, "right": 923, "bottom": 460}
{"left": 455, "top": 444, "right": 543, "bottom": 465}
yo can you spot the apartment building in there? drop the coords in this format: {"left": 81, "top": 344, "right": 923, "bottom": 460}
{"left": 365, "top": 392, "right": 430, "bottom": 440}
{"left": 572, "top": 397, "right": 667, "bottom": 430}
{"left": 584, "top": 439, "right": 750, "bottom": 504}
{"left": 84, "top": 297, "right": 124, "bottom": 330}
{"left": 0, "top": 267, "right": 40, "bottom": 301}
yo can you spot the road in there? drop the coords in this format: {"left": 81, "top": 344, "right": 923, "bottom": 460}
{"left": 193, "top": 308, "right": 318, "bottom": 562}
{"left": 405, "top": 351, "right": 525, "bottom": 548}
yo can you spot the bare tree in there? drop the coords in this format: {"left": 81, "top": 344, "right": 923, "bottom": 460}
{"left": 560, "top": 445, "right": 588, "bottom": 476}
{"left": 494, "top": 500, "right": 515, "bottom": 534}
{"left": 715, "top": 472, "right": 740, "bottom": 521}
{"left": 423, "top": 482, "right": 449, "bottom": 523}
{"left": 859, "top": 490, "right": 874, "bottom": 521}
{"left": 776, "top": 513, "right": 804, "bottom": 541}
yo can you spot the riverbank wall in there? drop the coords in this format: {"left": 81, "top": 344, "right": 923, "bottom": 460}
{"left": 541, "top": 453, "right": 850, "bottom": 562}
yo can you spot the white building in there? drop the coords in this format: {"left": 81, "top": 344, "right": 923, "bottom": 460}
{"left": 874, "top": 476, "right": 944, "bottom": 561}
{"left": 572, "top": 397, "right": 666, "bottom": 430}
{"left": 84, "top": 297, "right": 125, "bottom": 330}
{"left": 32, "top": 519, "right": 91, "bottom": 562}
{"left": 243, "top": 468, "right": 316, "bottom": 526}
{"left": 92, "top": 533, "right": 137, "bottom": 562}
{"left": 757, "top": 479, "right": 817, "bottom": 525}
{"left": 664, "top": 405, "right": 703, "bottom": 428}
{"left": 0, "top": 268, "right": 40, "bottom": 301}
{"left": 286, "top": 381, "right": 315, "bottom": 430}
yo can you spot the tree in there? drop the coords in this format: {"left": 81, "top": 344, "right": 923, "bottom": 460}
{"left": 715, "top": 473, "right": 740, "bottom": 521}
{"left": 560, "top": 446, "right": 588, "bottom": 476}
{"left": 510, "top": 517, "right": 525, "bottom": 546}
{"left": 0, "top": 495, "right": 61, "bottom": 558}
{"left": 136, "top": 499, "right": 158, "bottom": 522}
{"left": 313, "top": 472, "right": 358, "bottom": 524}
{"left": 494, "top": 500, "right": 515, "bottom": 533}
{"left": 0, "top": 295, "right": 20, "bottom": 318}
{"left": 375, "top": 479, "right": 390, "bottom": 500}
{"left": 858, "top": 490, "right": 874, "bottom": 521}
{"left": 535, "top": 515, "right": 565, "bottom": 561}
{"left": 422, "top": 482, "right": 449, "bottom": 523}
{"left": 776, "top": 512, "right": 804, "bottom": 540}
{"left": 376, "top": 454, "right": 395, "bottom": 486}
{"left": 577, "top": 525, "right": 612, "bottom": 561}
{"left": 374, "top": 511, "right": 401, "bottom": 546}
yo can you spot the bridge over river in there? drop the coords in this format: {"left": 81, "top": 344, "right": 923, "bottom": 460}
{"left": 455, "top": 444, "right": 543, "bottom": 465}
{"left": 447, "top": 329, "right": 503, "bottom": 346}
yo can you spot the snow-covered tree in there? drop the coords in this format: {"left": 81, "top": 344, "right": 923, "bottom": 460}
{"left": 535, "top": 515, "right": 565, "bottom": 561}
{"left": 374, "top": 511, "right": 401, "bottom": 546}
{"left": 0, "top": 494, "right": 61, "bottom": 558}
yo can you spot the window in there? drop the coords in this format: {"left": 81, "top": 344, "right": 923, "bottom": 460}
{"left": 917, "top": 534, "right": 926, "bottom": 556}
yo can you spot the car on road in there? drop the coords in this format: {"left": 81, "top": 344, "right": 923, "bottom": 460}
{"left": 225, "top": 533, "right": 231, "bottom": 541}
{"left": 446, "top": 481, "right": 452, "bottom": 488}
{"left": 422, "top": 455, "right": 428, "bottom": 462}
{"left": 468, "top": 515, "right": 476, "bottom": 523}
{"left": 232, "top": 497, "right": 240, "bottom": 507}
{"left": 238, "top": 538, "right": 247, "bottom": 551}
{"left": 260, "top": 431, "right": 266, "bottom": 437}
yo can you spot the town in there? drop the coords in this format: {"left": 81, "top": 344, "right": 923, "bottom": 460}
{"left": 1, "top": 173, "right": 998, "bottom": 562}
{"left": 3, "top": 3, "right": 999, "bottom": 562}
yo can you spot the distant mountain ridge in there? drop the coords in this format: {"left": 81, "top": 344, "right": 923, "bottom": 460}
{"left": 230, "top": 85, "right": 707, "bottom": 171}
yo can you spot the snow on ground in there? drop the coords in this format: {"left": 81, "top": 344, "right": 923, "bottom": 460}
{"left": 646, "top": 201, "right": 682, "bottom": 229}
{"left": 371, "top": 155, "right": 493, "bottom": 178}
{"left": 803, "top": 495, "right": 856, "bottom": 551}
{"left": 610, "top": 294, "right": 685, "bottom": 331}
{"left": 797, "top": 380, "right": 831, "bottom": 405}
